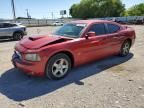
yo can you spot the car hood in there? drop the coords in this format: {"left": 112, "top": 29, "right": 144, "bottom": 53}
{"left": 19, "top": 35, "right": 72, "bottom": 49}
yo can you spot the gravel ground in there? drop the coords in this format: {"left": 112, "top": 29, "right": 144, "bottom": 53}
{"left": 0, "top": 25, "right": 144, "bottom": 108}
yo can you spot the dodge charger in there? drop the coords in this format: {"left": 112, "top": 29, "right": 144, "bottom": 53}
{"left": 12, "top": 20, "right": 136, "bottom": 80}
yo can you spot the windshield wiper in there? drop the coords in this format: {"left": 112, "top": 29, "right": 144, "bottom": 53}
{"left": 54, "top": 32, "right": 78, "bottom": 38}
{"left": 62, "top": 34, "right": 78, "bottom": 38}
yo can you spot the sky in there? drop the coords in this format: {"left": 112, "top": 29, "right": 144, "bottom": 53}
{"left": 0, "top": 0, "right": 144, "bottom": 19}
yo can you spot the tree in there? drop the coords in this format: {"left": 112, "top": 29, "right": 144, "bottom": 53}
{"left": 69, "top": 0, "right": 125, "bottom": 19}
{"left": 127, "top": 3, "right": 144, "bottom": 16}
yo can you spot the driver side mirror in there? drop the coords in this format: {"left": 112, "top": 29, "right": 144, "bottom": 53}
{"left": 85, "top": 31, "right": 96, "bottom": 39}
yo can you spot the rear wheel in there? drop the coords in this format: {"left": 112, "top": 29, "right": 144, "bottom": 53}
{"left": 119, "top": 40, "right": 131, "bottom": 57}
{"left": 13, "top": 32, "right": 23, "bottom": 41}
{"left": 46, "top": 53, "right": 71, "bottom": 80}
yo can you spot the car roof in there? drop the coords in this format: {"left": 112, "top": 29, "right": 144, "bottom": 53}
{"left": 0, "top": 22, "right": 20, "bottom": 25}
{"left": 0, "top": 22, "right": 13, "bottom": 24}
{"left": 71, "top": 20, "right": 115, "bottom": 24}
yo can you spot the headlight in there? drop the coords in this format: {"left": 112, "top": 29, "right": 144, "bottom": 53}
{"left": 25, "top": 54, "right": 41, "bottom": 62}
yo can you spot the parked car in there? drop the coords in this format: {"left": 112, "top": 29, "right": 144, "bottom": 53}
{"left": 135, "top": 16, "right": 144, "bottom": 24}
{"left": 12, "top": 20, "right": 136, "bottom": 80}
{"left": 53, "top": 21, "right": 63, "bottom": 26}
{"left": 0, "top": 22, "right": 27, "bottom": 40}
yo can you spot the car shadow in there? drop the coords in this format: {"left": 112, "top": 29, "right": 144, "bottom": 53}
{"left": 0, "top": 53, "right": 133, "bottom": 101}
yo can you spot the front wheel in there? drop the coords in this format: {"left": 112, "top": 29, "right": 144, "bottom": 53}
{"left": 45, "top": 53, "right": 71, "bottom": 80}
{"left": 13, "top": 32, "right": 23, "bottom": 41}
{"left": 119, "top": 40, "right": 131, "bottom": 57}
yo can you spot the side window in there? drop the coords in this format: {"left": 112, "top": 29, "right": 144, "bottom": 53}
{"left": 3, "top": 23, "right": 16, "bottom": 28}
{"left": 0, "top": 23, "right": 3, "bottom": 28}
{"left": 89, "top": 24, "right": 106, "bottom": 36}
{"left": 3, "top": 23, "right": 10, "bottom": 28}
{"left": 107, "top": 24, "right": 120, "bottom": 33}
{"left": 9, "top": 24, "right": 17, "bottom": 27}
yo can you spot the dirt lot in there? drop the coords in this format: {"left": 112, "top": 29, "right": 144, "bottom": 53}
{"left": 0, "top": 25, "right": 144, "bottom": 108}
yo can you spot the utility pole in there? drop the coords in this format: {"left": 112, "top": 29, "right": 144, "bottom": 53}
{"left": 26, "top": 9, "right": 31, "bottom": 18}
{"left": 11, "top": 0, "right": 16, "bottom": 22}
{"left": 51, "top": 12, "right": 54, "bottom": 20}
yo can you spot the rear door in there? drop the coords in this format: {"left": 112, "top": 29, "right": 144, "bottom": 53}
{"left": 0, "top": 23, "right": 11, "bottom": 37}
{"left": 105, "top": 23, "right": 124, "bottom": 53}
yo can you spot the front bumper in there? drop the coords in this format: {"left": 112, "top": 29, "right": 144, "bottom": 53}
{"left": 12, "top": 53, "right": 44, "bottom": 77}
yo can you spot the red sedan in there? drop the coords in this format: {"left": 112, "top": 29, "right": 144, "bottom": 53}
{"left": 12, "top": 20, "right": 136, "bottom": 80}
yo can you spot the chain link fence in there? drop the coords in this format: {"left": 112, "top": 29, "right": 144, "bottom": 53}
{"left": 0, "top": 16, "right": 144, "bottom": 27}
{"left": 0, "top": 18, "right": 78, "bottom": 27}
{"left": 92, "top": 16, "right": 144, "bottom": 24}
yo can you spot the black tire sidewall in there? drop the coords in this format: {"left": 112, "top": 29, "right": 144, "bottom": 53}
{"left": 46, "top": 53, "right": 71, "bottom": 80}
{"left": 13, "top": 32, "right": 23, "bottom": 41}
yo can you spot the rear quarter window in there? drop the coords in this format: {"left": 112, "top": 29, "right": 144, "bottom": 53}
{"left": 107, "top": 24, "right": 120, "bottom": 33}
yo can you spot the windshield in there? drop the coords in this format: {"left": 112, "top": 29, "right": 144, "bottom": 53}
{"left": 54, "top": 23, "right": 87, "bottom": 38}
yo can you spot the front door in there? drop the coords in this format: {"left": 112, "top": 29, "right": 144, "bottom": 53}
{"left": 74, "top": 23, "right": 113, "bottom": 64}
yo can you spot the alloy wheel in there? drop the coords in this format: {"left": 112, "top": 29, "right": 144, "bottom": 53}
{"left": 52, "top": 58, "right": 69, "bottom": 78}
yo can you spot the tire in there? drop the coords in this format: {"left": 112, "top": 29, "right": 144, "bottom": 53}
{"left": 13, "top": 32, "right": 23, "bottom": 41}
{"left": 45, "top": 53, "right": 72, "bottom": 80}
{"left": 119, "top": 40, "right": 131, "bottom": 57}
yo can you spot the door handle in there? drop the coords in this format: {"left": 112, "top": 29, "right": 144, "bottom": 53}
{"left": 113, "top": 36, "right": 120, "bottom": 39}
{"left": 90, "top": 41, "right": 100, "bottom": 44}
